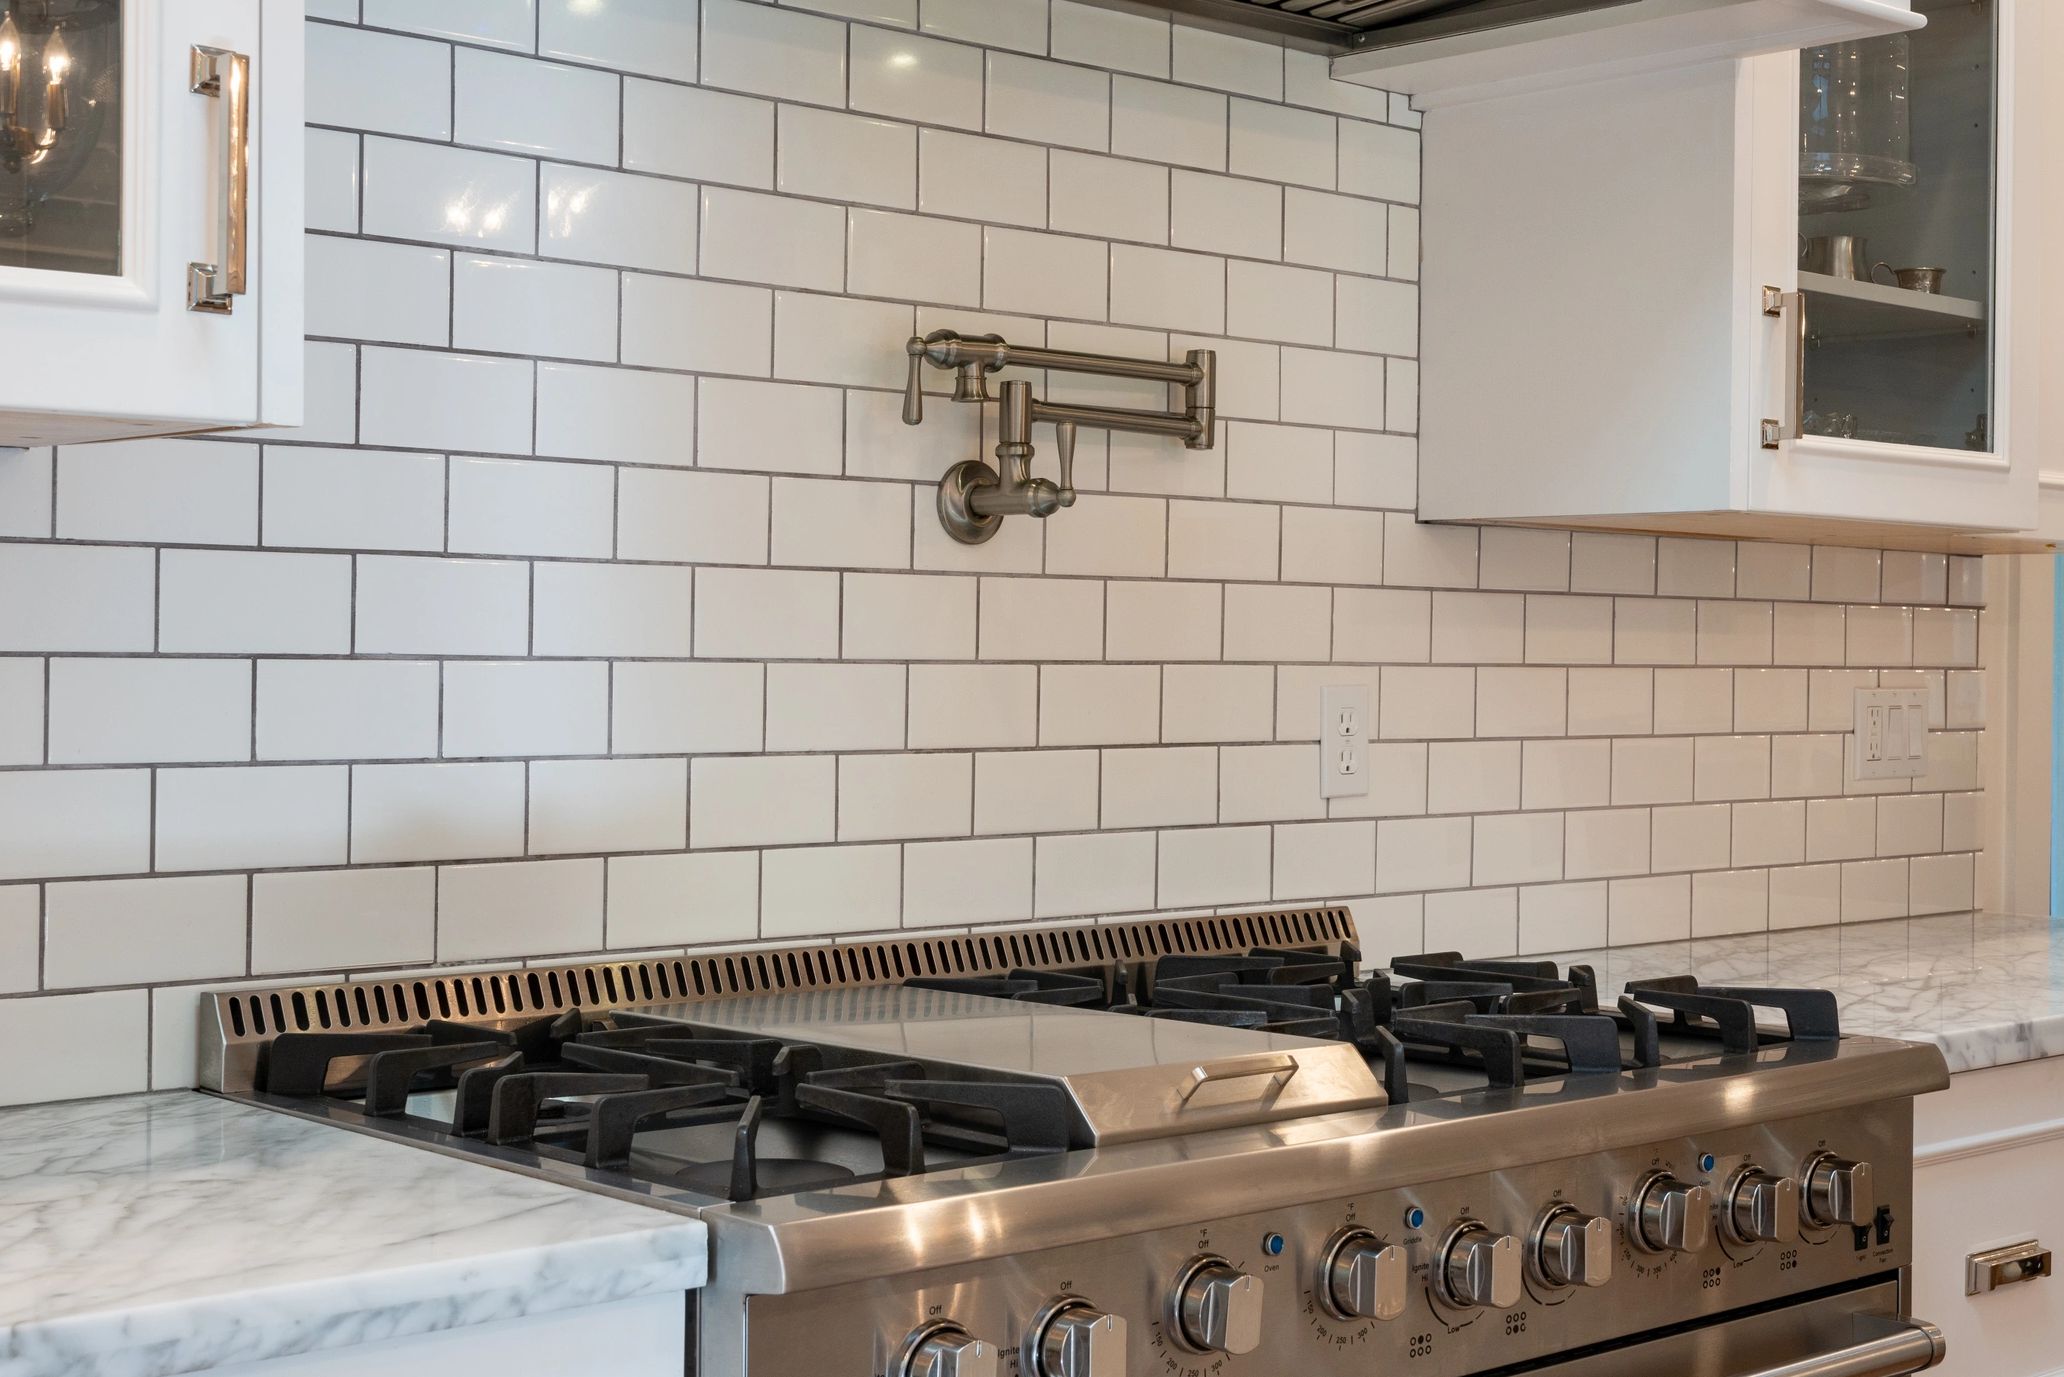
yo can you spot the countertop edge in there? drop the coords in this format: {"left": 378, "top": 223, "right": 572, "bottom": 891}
{"left": 1927, "top": 1014, "right": 2064, "bottom": 1075}
{"left": 0, "top": 1218, "right": 707, "bottom": 1377}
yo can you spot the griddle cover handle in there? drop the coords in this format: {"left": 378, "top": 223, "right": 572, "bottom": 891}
{"left": 1179, "top": 1053, "right": 1298, "bottom": 1104}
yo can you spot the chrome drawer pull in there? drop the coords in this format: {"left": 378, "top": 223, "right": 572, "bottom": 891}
{"left": 188, "top": 43, "right": 250, "bottom": 314}
{"left": 1723, "top": 1317, "right": 1943, "bottom": 1377}
{"left": 1967, "top": 1240, "right": 2053, "bottom": 1295}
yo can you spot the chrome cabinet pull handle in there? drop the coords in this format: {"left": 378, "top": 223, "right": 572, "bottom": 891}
{"left": 187, "top": 44, "right": 249, "bottom": 314}
{"left": 1968, "top": 1240, "right": 2052, "bottom": 1295}
{"left": 1759, "top": 288, "right": 1807, "bottom": 450}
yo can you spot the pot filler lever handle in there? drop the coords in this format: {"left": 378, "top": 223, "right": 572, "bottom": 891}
{"left": 1726, "top": 1315, "right": 1944, "bottom": 1377}
{"left": 1177, "top": 1053, "right": 1298, "bottom": 1104}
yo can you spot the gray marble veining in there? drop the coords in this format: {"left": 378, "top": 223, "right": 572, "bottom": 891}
{"left": 0, "top": 1092, "right": 706, "bottom": 1377}
{"left": 1544, "top": 911, "right": 2064, "bottom": 1075}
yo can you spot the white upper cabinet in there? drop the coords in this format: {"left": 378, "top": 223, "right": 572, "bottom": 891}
{"left": 0, "top": 0, "right": 301, "bottom": 448}
{"left": 1411, "top": 0, "right": 2045, "bottom": 550}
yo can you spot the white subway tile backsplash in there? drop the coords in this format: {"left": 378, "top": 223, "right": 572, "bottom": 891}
{"left": 4, "top": 10, "right": 1982, "bottom": 1098}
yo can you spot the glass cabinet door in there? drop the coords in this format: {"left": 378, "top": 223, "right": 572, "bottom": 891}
{"left": 1797, "top": 0, "right": 1995, "bottom": 454}
{"left": 0, "top": 0, "right": 119, "bottom": 276}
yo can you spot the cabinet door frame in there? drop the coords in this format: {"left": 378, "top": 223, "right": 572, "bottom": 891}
{"left": 1741, "top": 0, "right": 2037, "bottom": 535}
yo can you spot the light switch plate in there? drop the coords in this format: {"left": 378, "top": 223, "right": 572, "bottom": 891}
{"left": 1853, "top": 686, "right": 1930, "bottom": 780}
{"left": 1319, "top": 685, "right": 1371, "bottom": 799}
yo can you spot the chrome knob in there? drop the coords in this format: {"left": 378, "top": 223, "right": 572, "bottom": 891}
{"left": 1030, "top": 1298, "right": 1127, "bottom": 1377}
{"left": 1322, "top": 1228, "right": 1410, "bottom": 1321}
{"left": 1725, "top": 1168, "right": 1800, "bottom": 1245}
{"left": 1804, "top": 1153, "right": 1874, "bottom": 1228}
{"left": 901, "top": 1322, "right": 1000, "bottom": 1377}
{"left": 1631, "top": 1173, "right": 1712, "bottom": 1254}
{"left": 1171, "top": 1257, "right": 1263, "bottom": 1355}
{"left": 1437, "top": 1222, "right": 1522, "bottom": 1310}
{"left": 1533, "top": 1206, "right": 1613, "bottom": 1289}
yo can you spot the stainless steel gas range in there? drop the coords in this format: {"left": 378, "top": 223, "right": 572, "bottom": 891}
{"left": 197, "top": 906, "right": 1952, "bottom": 1377}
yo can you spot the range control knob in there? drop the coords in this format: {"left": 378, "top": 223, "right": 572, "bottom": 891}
{"left": 1630, "top": 1173, "right": 1713, "bottom": 1254}
{"left": 1803, "top": 1153, "right": 1874, "bottom": 1228}
{"left": 1170, "top": 1256, "right": 1263, "bottom": 1355}
{"left": 1725, "top": 1168, "right": 1801, "bottom": 1245}
{"left": 900, "top": 1322, "right": 1000, "bottom": 1377}
{"left": 1321, "top": 1228, "right": 1410, "bottom": 1321}
{"left": 1532, "top": 1206, "right": 1613, "bottom": 1289}
{"left": 1028, "top": 1297, "right": 1127, "bottom": 1377}
{"left": 1437, "top": 1221, "right": 1522, "bottom": 1310}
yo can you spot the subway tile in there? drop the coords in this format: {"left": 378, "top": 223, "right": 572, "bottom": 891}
{"left": 853, "top": 27, "right": 982, "bottom": 126}
{"left": 1525, "top": 595, "right": 1613, "bottom": 664}
{"left": 0, "top": 545, "right": 155, "bottom": 652}
{"left": 1478, "top": 528, "right": 1569, "bottom": 593}
{"left": 760, "top": 844, "right": 901, "bottom": 938}
{"left": 1426, "top": 887, "right": 1518, "bottom": 955}
{"left": 1651, "top": 668, "right": 1732, "bottom": 735}
{"left": 1107, "top": 582, "right": 1219, "bottom": 662}
{"left": 1427, "top": 740, "right": 1519, "bottom": 814}
{"left": 1389, "top": 205, "right": 1419, "bottom": 279}
{"left": 1875, "top": 792, "right": 1943, "bottom": 857}
{"left": 0, "top": 770, "right": 149, "bottom": 881}
{"left": 0, "top": 660, "right": 40, "bottom": 766}
{"left": 455, "top": 49, "right": 619, "bottom": 163}
{"left": 1806, "top": 797, "right": 1877, "bottom": 862}
{"left": 1811, "top": 546, "right": 1881, "bottom": 603}
{"left": 848, "top": 208, "right": 984, "bottom": 305}
{"left": 448, "top": 456, "right": 614, "bottom": 559}
{"left": 1614, "top": 598, "right": 1697, "bottom": 665}
{"left": 1913, "top": 608, "right": 1979, "bottom": 668}
{"left": 839, "top": 753, "right": 971, "bottom": 841}
{"left": 1102, "top": 745, "right": 1215, "bottom": 828}
{"left": 1519, "top": 881, "right": 1608, "bottom": 952}
{"left": 981, "top": 577, "right": 1106, "bottom": 662}
{"left": 364, "top": 0, "right": 536, "bottom": 50}
{"left": 540, "top": 0, "right": 698, "bottom": 80}
{"left": 1563, "top": 807, "right": 1650, "bottom": 880}
{"left": 155, "top": 766, "right": 350, "bottom": 872}
{"left": 1227, "top": 260, "right": 1332, "bottom": 347}
{"left": 0, "top": 992, "right": 148, "bottom": 1105}
{"left": 1158, "top": 826, "right": 1270, "bottom": 908}
{"left": 1035, "top": 830, "right": 1156, "bottom": 917}
{"left": 1909, "top": 851, "right": 1973, "bottom": 915}
{"left": 1771, "top": 733, "right": 1844, "bottom": 798}
{"left": 623, "top": 81, "right": 774, "bottom": 187}
{"left": 530, "top": 758, "right": 688, "bottom": 854}
{"left": 766, "top": 663, "right": 906, "bottom": 752}
{"left": 987, "top": 53, "right": 1107, "bottom": 151}
{"left": 1947, "top": 556, "right": 1985, "bottom": 607}
{"left": 696, "top": 378, "right": 842, "bottom": 474}
{"left": 443, "top": 661, "right": 610, "bottom": 758}
{"left": 1326, "top": 741, "right": 1427, "bottom": 819}
{"left": 361, "top": 139, "right": 537, "bottom": 252}
{"left": 606, "top": 851, "right": 760, "bottom": 950}
{"left": 983, "top": 228, "right": 1109, "bottom": 323}
{"left": 771, "top": 476, "right": 913, "bottom": 571}
{"left": 1281, "top": 347, "right": 1383, "bottom": 429}
{"left": 918, "top": 129, "right": 1047, "bottom": 228}
{"left": 1694, "top": 734, "right": 1771, "bottom": 801}
{"left": 358, "top": 347, "right": 534, "bottom": 454}
{"left": 1477, "top": 666, "right": 1567, "bottom": 738}
{"left": 1225, "top": 422, "right": 1330, "bottom": 505}
{"left": 1656, "top": 538, "right": 1735, "bottom": 597}
{"left": 1697, "top": 600, "right": 1773, "bottom": 666}
{"left": 1167, "top": 498, "right": 1279, "bottom": 581}
{"left": 1051, "top": 151, "right": 1170, "bottom": 245}
{"left": 48, "top": 659, "right": 249, "bottom": 766}
{"left": 1111, "top": 76, "right": 1226, "bottom": 171}
{"left": 1052, "top": 0, "right": 1168, "bottom": 76}
{"left": 845, "top": 573, "right": 978, "bottom": 660}
{"left": 1846, "top": 605, "right": 1914, "bottom": 666}
{"left": 1041, "top": 665, "right": 1160, "bottom": 746}
{"left": 44, "top": 875, "right": 247, "bottom": 990}
{"left": 1334, "top": 588, "right": 1430, "bottom": 663}
{"left": 700, "top": 187, "right": 845, "bottom": 292}
{"left": 1109, "top": 245, "right": 1226, "bottom": 335}
{"left": 308, "top": 26, "right": 451, "bottom": 139}
{"left": 1163, "top": 664, "right": 1273, "bottom": 743}
{"left": 617, "top": 468, "right": 769, "bottom": 565}
{"left": 909, "top": 665, "right": 1038, "bottom": 750}
{"left": 1224, "top": 584, "right": 1330, "bottom": 662}
{"left": 1650, "top": 802, "right": 1731, "bottom": 872}
{"left": 1567, "top": 667, "right": 1652, "bottom": 736}
{"left": 1046, "top": 495, "right": 1166, "bottom": 580}
{"left": 694, "top": 566, "right": 838, "bottom": 659}
{"left": 693, "top": 756, "right": 837, "bottom": 849}
{"left": 438, "top": 858, "right": 604, "bottom": 960}
{"left": 1732, "top": 799, "right": 1805, "bottom": 868}
{"left": 1378, "top": 666, "right": 1474, "bottom": 740}
{"left": 923, "top": 0, "right": 1048, "bottom": 52}
{"left": 0, "top": 447, "right": 52, "bottom": 538}
{"left": 1612, "top": 737, "right": 1693, "bottom": 805}
{"left": 251, "top": 867, "right": 437, "bottom": 974}
{"left": 542, "top": 166, "right": 699, "bottom": 275}
{"left": 1173, "top": 26, "right": 1282, "bottom": 100}
{"left": 533, "top": 562, "right": 696, "bottom": 657}
{"left": 1375, "top": 815, "right": 1470, "bottom": 893}
{"left": 1473, "top": 811, "right": 1563, "bottom": 887}
{"left": 1692, "top": 868, "right": 1768, "bottom": 936}
{"left": 351, "top": 762, "right": 527, "bottom": 864}
{"left": 1571, "top": 534, "right": 1656, "bottom": 595}
{"left": 257, "top": 661, "right": 440, "bottom": 761}
{"left": 1430, "top": 591, "right": 1523, "bottom": 665}
{"left": 356, "top": 555, "right": 531, "bottom": 656}
{"left": 1285, "top": 187, "right": 1387, "bottom": 277}
{"left": 1608, "top": 873, "right": 1689, "bottom": 943}
{"left": 1338, "top": 120, "right": 1417, "bottom": 201}
{"left": 1276, "top": 820, "right": 1376, "bottom": 899}
{"left": 1171, "top": 172, "right": 1281, "bottom": 258}
{"left": 847, "top": 389, "right": 983, "bottom": 482}
{"left": 1229, "top": 99, "right": 1334, "bottom": 189}
{"left": 304, "top": 237, "right": 450, "bottom": 347}
{"left": 779, "top": 106, "right": 917, "bottom": 211}
{"left": 974, "top": 749, "right": 1099, "bottom": 835}
{"left": 1382, "top": 513, "right": 1475, "bottom": 588}
{"left": 262, "top": 446, "right": 445, "bottom": 552}
{"left": 1734, "top": 543, "right": 1810, "bottom": 601}
{"left": 1221, "top": 743, "right": 1325, "bottom": 823}
{"left": 1521, "top": 739, "right": 1610, "bottom": 810}
{"left": 1733, "top": 668, "right": 1807, "bottom": 733}
{"left": 702, "top": 0, "right": 845, "bottom": 103}
{"left": 160, "top": 551, "right": 353, "bottom": 655}
{"left": 906, "top": 837, "right": 1032, "bottom": 926}
{"left": 1773, "top": 603, "right": 1846, "bottom": 666}
{"left": 1840, "top": 857, "right": 1908, "bottom": 922}
{"left": 613, "top": 662, "right": 764, "bottom": 754}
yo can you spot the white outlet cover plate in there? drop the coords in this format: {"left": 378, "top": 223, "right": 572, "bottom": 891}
{"left": 1320, "top": 685, "right": 1371, "bottom": 799}
{"left": 1852, "top": 686, "right": 1929, "bottom": 781}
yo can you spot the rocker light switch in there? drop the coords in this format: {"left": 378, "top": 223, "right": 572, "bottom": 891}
{"left": 1853, "top": 687, "right": 1930, "bottom": 781}
{"left": 1320, "top": 685, "right": 1371, "bottom": 799}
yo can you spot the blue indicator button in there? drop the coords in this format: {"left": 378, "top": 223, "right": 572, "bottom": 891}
{"left": 1699, "top": 1153, "right": 1717, "bottom": 1173}
{"left": 1262, "top": 1232, "right": 1286, "bottom": 1256}
{"left": 1404, "top": 1206, "right": 1426, "bottom": 1229}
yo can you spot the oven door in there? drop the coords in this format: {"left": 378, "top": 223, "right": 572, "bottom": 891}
{"left": 1517, "top": 1279, "right": 1942, "bottom": 1377}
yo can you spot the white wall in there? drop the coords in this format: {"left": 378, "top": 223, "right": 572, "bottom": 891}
{"left": 0, "top": 0, "right": 1988, "bottom": 1105}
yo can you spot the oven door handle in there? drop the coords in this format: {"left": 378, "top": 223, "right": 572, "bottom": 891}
{"left": 1728, "top": 1316, "right": 1945, "bottom": 1377}
{"left": 1179, "top": 1053, "right": 1299, "bottom": 1103}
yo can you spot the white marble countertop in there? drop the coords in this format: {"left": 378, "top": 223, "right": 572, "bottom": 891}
{"left": 1544, "top": 911, "right": 2064, "bottom": 1075}
{"left": 0, "top": 1091, "right": 706, "bottom": 1377}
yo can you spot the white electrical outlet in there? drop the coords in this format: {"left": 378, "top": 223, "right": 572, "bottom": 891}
{"left": 1320, "top": 685, "right": 1371, "bottom": 799}
{"left": 1852, "top": 686, "right": 1930, "bottom": 781}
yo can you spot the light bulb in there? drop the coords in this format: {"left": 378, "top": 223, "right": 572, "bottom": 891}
{"left": 0, "top": 14, "right": 19, "bottom": 75}
{"left": 43, "top": 26, "right": 68, "bottom": 81}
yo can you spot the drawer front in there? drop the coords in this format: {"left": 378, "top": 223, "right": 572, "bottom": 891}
{"left": 1914, "top": 1139, "right": 2064, "bottom": 1377}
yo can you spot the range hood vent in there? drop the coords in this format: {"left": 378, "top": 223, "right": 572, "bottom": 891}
{"left": 1090, "top": 0, "right": 1922, "bottom": 106}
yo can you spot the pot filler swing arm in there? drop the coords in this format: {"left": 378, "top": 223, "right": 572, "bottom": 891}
{"left": 901, "top": 329, "right": 1218, "bottom": 544}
